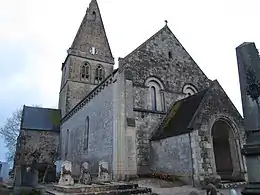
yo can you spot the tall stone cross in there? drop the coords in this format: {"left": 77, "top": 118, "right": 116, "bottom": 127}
{"left": 236, "top": 42, "right": 260, "bottom": 194}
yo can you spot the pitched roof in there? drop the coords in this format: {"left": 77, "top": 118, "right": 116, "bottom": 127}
{"left": 21, "top": 106, "right": 61, "bottom": 132}
{"left": 150, "top": 89, "right": 208, "bottom": 141}
{"left": 70, "top": 0, "right": 114, "bottom": 64}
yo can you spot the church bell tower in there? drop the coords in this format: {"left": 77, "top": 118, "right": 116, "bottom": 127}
{"left": 58, "top": 0, "right": 114, "bottom": 118}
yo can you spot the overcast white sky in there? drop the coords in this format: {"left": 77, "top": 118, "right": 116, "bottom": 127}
{"left": 0, "top": 0, "right": 259, "bottom": 162}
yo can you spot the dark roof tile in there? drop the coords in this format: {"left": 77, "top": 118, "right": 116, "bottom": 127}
{"left": 21, "top": 106, "right": 61, "bottom": 131}
{"left": 150, "top": 89, "right": 208, "bottom": 141}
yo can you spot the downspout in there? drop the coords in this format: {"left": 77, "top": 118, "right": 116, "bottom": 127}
{"left": 188, "top": 132, "right": 195, "bottom": 187}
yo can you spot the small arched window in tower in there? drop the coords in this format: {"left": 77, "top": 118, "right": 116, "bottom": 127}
{"left": 81, "top": 62, "right": 90, "bottom": 81}
{"left": 168, "top": 51, "right": 173, "bottom": 59}
{"left": 151, "top": 86, "right": 157, "bottom": 111}
{"left": 95, "top": 65, "right": 104, "bottom": 83}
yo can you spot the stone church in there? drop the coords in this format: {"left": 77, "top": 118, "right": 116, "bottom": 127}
{"left": 17, "top": 0, "right": 247, "bottom": 187}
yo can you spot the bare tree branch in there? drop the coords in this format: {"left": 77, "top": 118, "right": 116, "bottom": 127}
{"left": 0, "top": 105, "right": 41, "bottom": 163}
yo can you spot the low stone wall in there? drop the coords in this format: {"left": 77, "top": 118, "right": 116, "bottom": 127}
{"left": 149, "top": 133, "right": 192, "bottom": 184}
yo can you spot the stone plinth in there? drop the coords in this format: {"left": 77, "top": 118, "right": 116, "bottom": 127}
{"left": 46, "top": 182, "right": 152, "bottom": 195}
{"left": 236, "top": 42, "right": 260, "bottom": 194}
{"left": 13, "top": 186, "right": 45, "bottom": 195}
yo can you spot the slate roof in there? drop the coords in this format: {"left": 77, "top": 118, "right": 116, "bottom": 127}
{"left": 150, "top": 89, "right": 208, "bottom": 141}
{"left": 21, "top": 106, "right": 61, "bottom": 132}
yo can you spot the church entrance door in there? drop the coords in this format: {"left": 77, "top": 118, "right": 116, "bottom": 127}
{"left": 212, "top": 120, "right": 233, "bottom": 180}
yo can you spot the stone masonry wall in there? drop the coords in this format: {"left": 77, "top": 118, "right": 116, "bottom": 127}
{"left": 190, "top": 81, "right": 247, "bottom": 186}
{"left": 15, "top": 130, "right": 59, "bottom": 166}
{"left": 59, "top": 55, "right": 113, "bottom": 118}
{"left": 60, "top": 79, "right": 114, "bottom": 177}
{"left": 150, "top": 133, "right": 193, "bottom": 184}
{"left": 119, "top": 26, "right": 211, "bottom": 173}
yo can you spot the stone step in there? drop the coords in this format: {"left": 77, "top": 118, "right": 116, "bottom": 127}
{"left": 52, "top": 182, "right": 139, "bottom": 193}
{"left": 46, "top": 187, "right": 152, "bottom": 195}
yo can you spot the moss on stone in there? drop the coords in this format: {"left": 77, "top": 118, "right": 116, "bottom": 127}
{"left": 162, "top": 101, "right": 182, "bottom": 130}
{"left": 50, "top": 110, "right": 60, "bottom": 127}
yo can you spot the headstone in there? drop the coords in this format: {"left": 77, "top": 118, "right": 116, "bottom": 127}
{"left": 0, "top": 162, "right": 9, "bottom": 182}
{"left": 79, "top": 162, "right": 91, "bottom": 185}
{"left": 98, "top": 161, "right": 110, "bottom": 182}
{"left": 58, "top": 160, "right": 74, "bottom": 186}
{"left": 205, "top": 183, "right": 217, "bottom": 195}
{"left": 14, "top": 165, "right": 22, "bottom": 187}
{"left": 230, "top": 189, "right": 238, "bottom": 195}
{"left": 13, "top": 161, "right": 43, "bottom": 195}
{"left": 236, "top": 42, "right": 260, "bottom": 194}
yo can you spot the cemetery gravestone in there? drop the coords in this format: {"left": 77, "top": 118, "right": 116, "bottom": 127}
{"left": 98, "top": 161, "right": 110, "bottom": 182}
{"left": 79, "top": 162, "right": 91, "bottom": 185}
{"left": 58, "top": 160, "right": 74, "bottom": 186}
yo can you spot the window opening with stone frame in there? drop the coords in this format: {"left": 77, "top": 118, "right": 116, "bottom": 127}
{"left": 182, "top": 84, "right": 198, "bottom": 96}
{"left": 95, "top": 65, "right": 105, "bottom": 83}
{"left": 151, "top": 86, "right": 157, "bottom": 111}
{"left": 81, "top": 62, "right": 90, "bottom": 81}
{"left": 65, "top": 129, "right": 69, "bottom": 159}
{"left": 84, "top": 116, "right": 90, "bottom": 151}
{"left": 145, "top": 77, "right": 165, "bottom": 112}
{"left": 168, "top": 51, "right": 173, "bottom": 59}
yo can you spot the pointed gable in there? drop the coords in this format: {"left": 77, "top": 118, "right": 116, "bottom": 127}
{"left": 119, "top": 24, "right": 211, "bottom": 92}
{"left": 70, "top": 0, "right": 114, "bottom": 64}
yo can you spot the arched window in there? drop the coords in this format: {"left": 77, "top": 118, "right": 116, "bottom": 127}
{"left": 145, "top": 77, "right": 165, "bottom": 111}
{"left": 81, "top": 62, "right": 90, "bottom": 81}
{"left": 65, "top": 129, "right": 69, "bottom": 159}
{"left": 183, "top": 84, "right": 198, "bottom": 96}
{"left": 84, "top": 117, "right": 89, "bottom": 151}
{"left": 95, "top": 65, "right": 104, "bottom": 83}
{"left": 151, "top": 86, "right": 157, "bottom": 111}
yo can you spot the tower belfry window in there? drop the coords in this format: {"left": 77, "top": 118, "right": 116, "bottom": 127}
{"left": 81, "top": 62, "right": 90, "bottom": 81}
{"left": 95, "top": 65, "right": 104, "bottom": 83}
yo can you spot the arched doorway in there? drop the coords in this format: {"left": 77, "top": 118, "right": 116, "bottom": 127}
{"left": 211, "top": 120, "right": 234, "bottom": 180}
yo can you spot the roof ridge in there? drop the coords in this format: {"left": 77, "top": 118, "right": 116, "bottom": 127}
{"left": 24, "top": 106, "right": 59, "bottom": 111}
{"left": 187, "top": 83, "right": 215, "bottom": 129}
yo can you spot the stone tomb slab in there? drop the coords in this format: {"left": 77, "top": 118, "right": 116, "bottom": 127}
{"left": 52, "top": 182, "right": 139, "bottom": 193}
